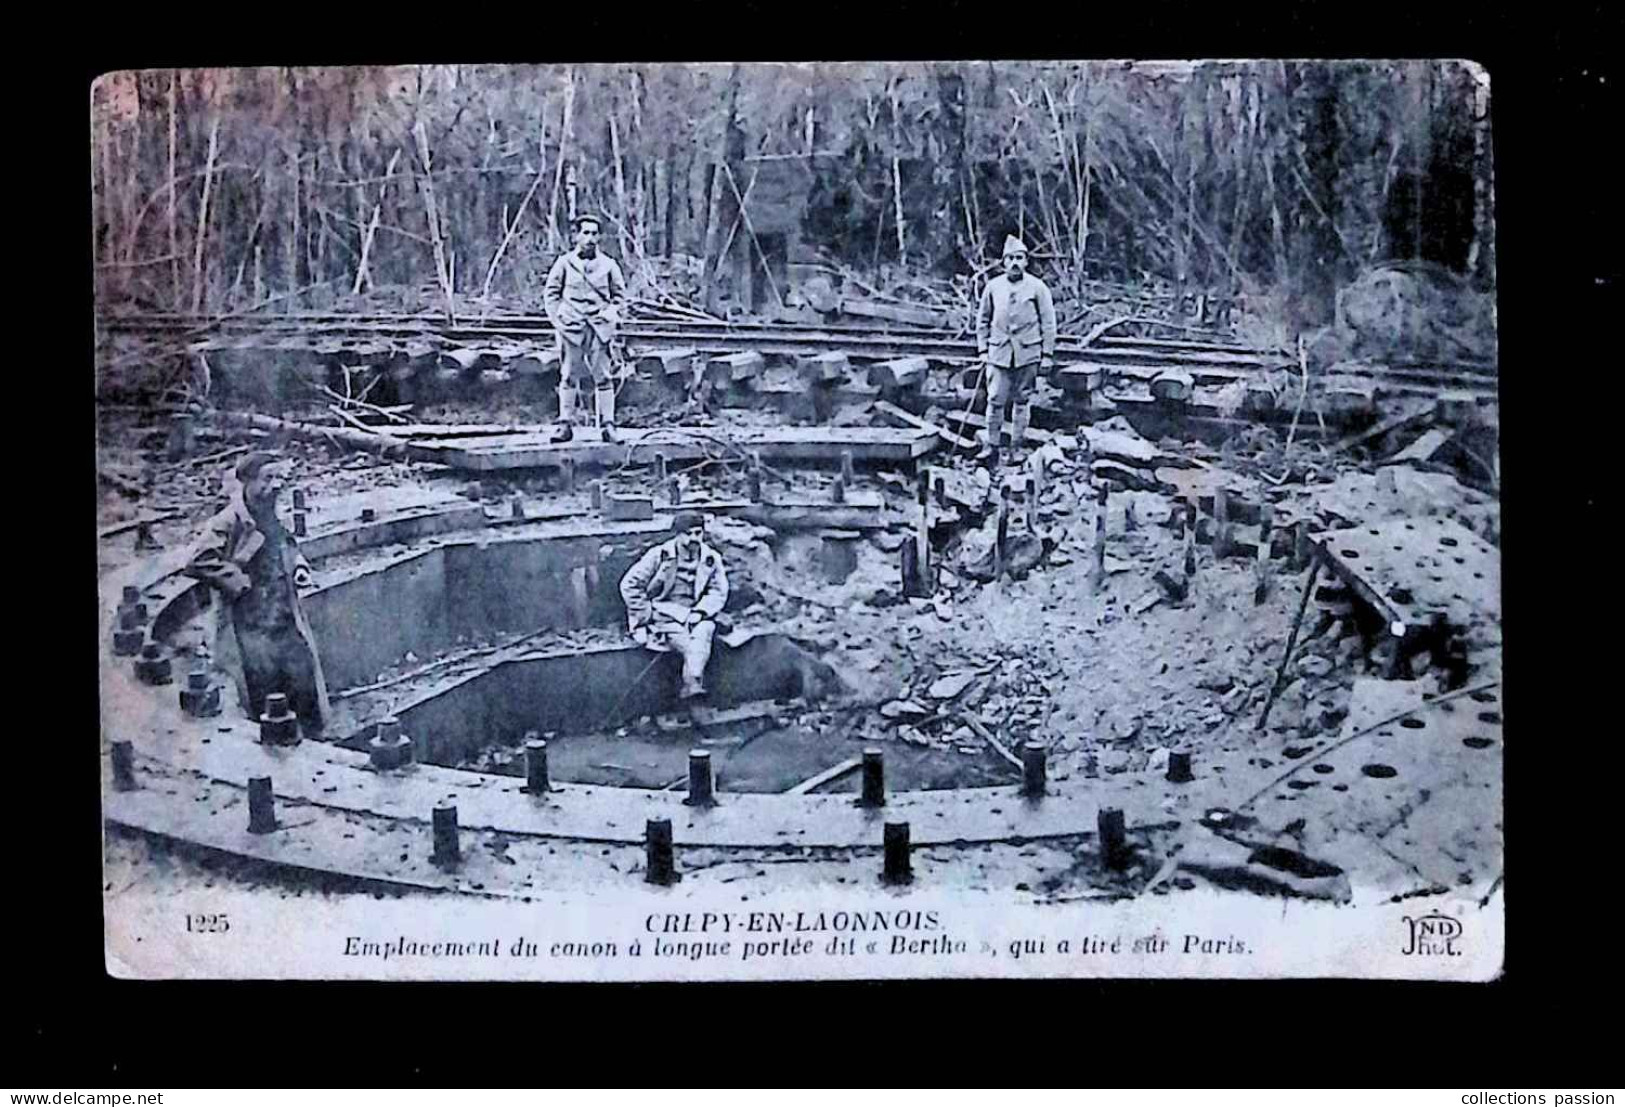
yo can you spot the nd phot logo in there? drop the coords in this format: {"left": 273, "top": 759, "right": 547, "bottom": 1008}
{"left": 1401, "top": 911, "right": 1464, "bottom": 956}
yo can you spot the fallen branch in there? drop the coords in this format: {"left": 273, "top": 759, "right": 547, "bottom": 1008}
{"left": 959, "top": 713, "right": 1023, "bottom": 771}
{"left": 184, "top": 444, "right": 254, "bottom": 469}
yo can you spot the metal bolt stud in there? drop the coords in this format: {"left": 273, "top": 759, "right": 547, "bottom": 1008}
{"left": 369, "top": 716, "right": 413, "bottom": 770}
{"left": 882, "top": 820, "right": 913, "bottom": 885}
{"left": 109, "top": 740, "right": 137, "bottom": 792}
{"left": 1021, "top": 741, "right": 1047, "bottom": 798}
{"left": 1098, "top": 807, "right": 1130, "bottom": 870}
{"left": 431, "top": 801, "right": 460, "bottom": 867}
{"left": 645, "top": 817, "right": 677, "bottom": 885}
{"left": 684, "top": 749, "right": 714, "bottom": 807}
{"left": 523, "top": 734, "right": 550, "bottom": 794}
{"left": 247, "top": 776, "right": 277, "bottom": 834}
{"left": 258, "top": 692, "right": 299, "bottom": 746}
{"left": 859, "top": 748, "right": 885, "bottom": 808}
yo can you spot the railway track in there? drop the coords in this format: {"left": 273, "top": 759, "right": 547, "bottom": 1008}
{"left": 99, "top": 311, "right": 1499, "bottom": 394}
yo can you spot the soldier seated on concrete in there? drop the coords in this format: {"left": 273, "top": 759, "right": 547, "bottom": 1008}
{"left": 182, "top": 451, "right": 329, "bottom": 737}
{"left": 619, "top": 512, "right": 730, "bottom": 700}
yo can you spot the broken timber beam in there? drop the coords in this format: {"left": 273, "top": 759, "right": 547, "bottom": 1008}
{"left": 867, "top": 357, "right": 930, "bottom": 391}
{"left": 214, "top": 410, "right": 431, "bottom": 460}
{"left": 783, "top": 756, "right": 865, "bottom": 795}
{"left": 873, "top": 400, "right": 977, "bottom": 450}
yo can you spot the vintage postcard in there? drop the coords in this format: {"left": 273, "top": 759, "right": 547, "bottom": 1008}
{"left": 95, "top": 60, "right": 1502, "bottom": 981}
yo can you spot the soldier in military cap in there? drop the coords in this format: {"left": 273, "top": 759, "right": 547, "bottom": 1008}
{"left": 543, "top": 214, "right": 628, "bottom": 442}
{"left": 974, "top": 234, "right": 1057, "bottom": 466}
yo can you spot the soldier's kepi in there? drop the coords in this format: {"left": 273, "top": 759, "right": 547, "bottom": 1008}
{"left": 182, "top": 451, "right": 330, "bottom": 737}
{"left": 543, "top": 214, "right": 629, "bottom": 443}
{"left": 974, "top": 233, "right": 1057, "bottom": 467}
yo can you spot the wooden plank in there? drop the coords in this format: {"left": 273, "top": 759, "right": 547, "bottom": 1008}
{"left": 874, "top": 400, "right": 976, "bottom": 450}
{"left": 1390, "top": 427, "right": 1454, "bottom": 464}
{"left": 839, "top": 297, "right": 948, "bottom": 329}
{"left": 784, "top": 756, "right": 865, "bottom": 795}
{"left": 418, "top": 426, "right": 938, "bottom": 471}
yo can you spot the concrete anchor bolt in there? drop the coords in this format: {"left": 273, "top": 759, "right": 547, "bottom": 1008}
{"left": 882, "top": 820, "right": 913, "bottom": 885}
{"left": 179, "top": 669, "right": 222, "bottom": 718}
{"left": 360, "top": 508, "right": 377, "bottom": 524}
{"left": 859, "top": 748, "right": 886, "bottom": 808}
{"left": 431, "top": 802, "right": 460, "bottom": 868}
{"left": 134, "top": 642, "right": 173, "bottom": 685}
{"left": 1022, "top": 742, "right": 1047, "bottom": 798}
{"left": 684, "top": 749, "right": 715, "bottom": 807}
{"left": 523, "top": 735, "right": 551, "bottom": 794}
{"left": 511, "top": 494, "right": 526, "bottom": 520}
{"left": 1098, "top": 807, "right": 1130, "bottom": 870}
{"left": 292, "top": 511, "right": 307, "bottom": 538}
{"left": 369, "top": 716, "right": 413, "bottom": 770}
{"left": 258, "top": 692, "right": 299, "bottom": 746}
{"left": 1166, "top": 750, "right": 1195, "bottom": 784}
{"left": 246, "top": 776, "right": 277, "bottom": 834}
{"left": 110, "top": 740, "right": 137, "bottom": 792}
{"left": 645, "top": 817, "right": 677, "bottom": 885}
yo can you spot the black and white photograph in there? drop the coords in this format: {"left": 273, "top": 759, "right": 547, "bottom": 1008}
{"left": 93, "top": 60, "right": 1503, "bottom": 981}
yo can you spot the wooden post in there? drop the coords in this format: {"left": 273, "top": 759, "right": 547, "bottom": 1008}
{"left": 1025, "top": 475, "right": 1039, "bottom": 533}
{"left": 560, "top": 458, "right": 576, "bottom": 494}
{"left": 668, "top": 477, "right": 681, "bottom": 506}
{"left": 1214, "top": 488, "right": 1231, "bottom": 559}
{"left": 591, "top": 481, "right": 604, "bottom": 512}
{"left": 1254, "top": 504, "right": 1274, "bottom": 604}
{"left": 1184, "top": 501, "right": 1198, "bottom": 578}
{"left": 654, "top": 452, "right": 667, "bottom": 485}
{"left": 995, "top": 484, "right": 1012, "bottom": 581}
{"left": 1166, "top": 750, "right": 1194, "bottom": 783}
{"left": 1257, "top": 554, "right": 1324, "bottom": 731}
{"left": 914, "top": 470, "right": 931, "bottom": 586}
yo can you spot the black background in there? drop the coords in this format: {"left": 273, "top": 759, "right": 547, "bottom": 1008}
{"left": 17, "top": 1, "right": 1616, "bottom": 1087}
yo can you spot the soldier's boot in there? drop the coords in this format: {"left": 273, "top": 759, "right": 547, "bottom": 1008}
{"left": 551, "top": 382, "right": 578, "bottom": 443}
{"left": 594, "top": 383, "right": 618, "bottom": 443}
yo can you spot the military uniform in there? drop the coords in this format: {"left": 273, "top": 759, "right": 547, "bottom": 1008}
{"left": 543, "top": 243, "right": 627, "bottom": 433}
{"left": 619, "top": 529, "right": 729, "bottom": 699}
{"left": 975, "top": 236, "right": 1057, "bottom": 461}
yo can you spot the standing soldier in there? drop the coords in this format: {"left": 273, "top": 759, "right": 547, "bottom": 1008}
{"left": 975, "top": 234, "right": 1057, "bottom": 467}
{"left": 544, "top": 214, "right": 628, "bottom": 442}
{"left": 182, "top": 452, "right": 329, "bottom": 737}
